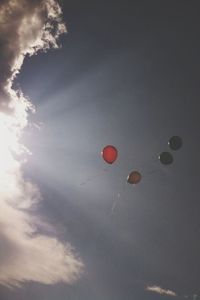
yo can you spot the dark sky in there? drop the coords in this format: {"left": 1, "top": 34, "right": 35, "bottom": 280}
{"left": 2, "top": 0, "right": 200, "bottom": 299}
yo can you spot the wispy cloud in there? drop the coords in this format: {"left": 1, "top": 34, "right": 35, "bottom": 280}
{"left": 146, "top": 285, "right": 177, "bottom": 297}
{"left": 0, "top": 0, "right": 83, "bottom": 288}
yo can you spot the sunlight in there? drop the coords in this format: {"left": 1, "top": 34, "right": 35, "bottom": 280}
{"left": 0, "top": 113, "right": 22, "bottom": 175}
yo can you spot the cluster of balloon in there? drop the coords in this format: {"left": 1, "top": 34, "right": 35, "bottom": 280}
{"left": 159, "top": 136, "right": 183, "bottom": 165}
{"left": 101, "top": 136, "right": 182, "bottom": 186}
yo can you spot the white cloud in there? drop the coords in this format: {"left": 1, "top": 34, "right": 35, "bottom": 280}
{"left": 146, "top": 285, "right": 177, "bottom": 297}
{"left": 0, "top": 0, "right": 83, "bottom": 288}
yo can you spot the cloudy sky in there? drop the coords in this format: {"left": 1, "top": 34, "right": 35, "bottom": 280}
{"left": 0, "top": 0, "right": 200, "bottom": 299}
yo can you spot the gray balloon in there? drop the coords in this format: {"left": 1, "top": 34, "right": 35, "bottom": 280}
{"left": 159, "top": 151, "right": 173, "bottom": 165}
{"left": 168, "top": 136, "right": 183, "bottom": 151}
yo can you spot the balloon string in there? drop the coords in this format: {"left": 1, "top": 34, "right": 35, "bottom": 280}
{"left": 128, "top": 155, "right": 159, "bottom": 172}
{"left": 111, "top": 180, "right": 127, "bottom": 216}
{"left": 111, "top": 194, "right": 119, "bottom": 215}
{"left": 79, "top": 168, "right": 108, "bottom": 186}
{"left": 142, "top": 168, "right": 161, "bottom": 178}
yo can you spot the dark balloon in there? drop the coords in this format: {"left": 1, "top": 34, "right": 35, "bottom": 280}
{"left": 168, "top": 136, "right": 183, "bottom": 150}
{"left": 101, "top": 145, "right": 118, "bottom": 164}
{"left": 159, "top": 151, "right": 173, "bottom": 165}
{"left": 127, "top": 171, "right": 142, "bottom": 184}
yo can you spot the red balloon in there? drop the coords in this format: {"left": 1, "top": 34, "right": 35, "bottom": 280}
{"left": 101, "top": 145, "right": 118, "bottom": 164}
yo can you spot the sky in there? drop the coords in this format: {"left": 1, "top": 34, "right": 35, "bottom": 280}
{"left": 0, "top": 0, "right": 200, "bottom": 299}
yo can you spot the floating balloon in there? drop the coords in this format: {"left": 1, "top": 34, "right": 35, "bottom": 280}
{"left": 159, "top": 151, "right": 173, "bottom": 165}
{"left": 168, "top": 136, "right": 182, "bottom": 151}
{"left": 101, "top": 145, "right": 118, "bottom": 164}
{"left": 127, "top": 171, "right": 142, "bottom": 184}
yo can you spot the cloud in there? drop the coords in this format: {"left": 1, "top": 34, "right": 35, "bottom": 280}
{"left": 0, "top": 0, "right": 83, "bottom": 288}
{"left": 0, "top": 0, "right": 66, "bottom": 113}
{"left": 146, "top": 285, "right": 177, "bottom": 297}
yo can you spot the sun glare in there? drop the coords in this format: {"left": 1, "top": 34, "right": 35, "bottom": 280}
{"left": 0, "top": 113, "right": 23, "bottom": 174}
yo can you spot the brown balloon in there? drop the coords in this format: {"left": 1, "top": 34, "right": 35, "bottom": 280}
{"left": 127, "top": 171, "right": 142, "bottom": 184}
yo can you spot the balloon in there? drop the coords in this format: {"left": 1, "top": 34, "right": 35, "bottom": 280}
{"left": 168, "top": 136, "right": 182, "bottom": 150}
{"left": 127, "top": 171, "right": 142, "bottom": 184}
{"left": 101, "top": 145, "right": 118, "bottom": 164}
{"left": 159, "top": 151, "right": 173, "bottom": 165}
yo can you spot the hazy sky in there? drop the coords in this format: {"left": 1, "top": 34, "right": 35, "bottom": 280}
{"left": 1, "top": 1, "right": 200, "bottom": 299}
